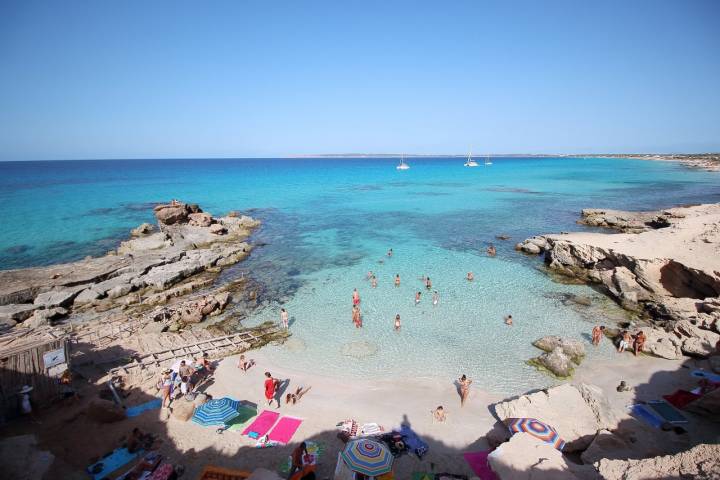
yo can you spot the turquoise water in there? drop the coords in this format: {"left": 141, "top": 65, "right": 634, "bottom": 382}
{"left": 1, "top": 157, "right": 719, "bottom": 394}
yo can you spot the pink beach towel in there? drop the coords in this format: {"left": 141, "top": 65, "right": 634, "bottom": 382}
{"left": 268, "top": 416, "right": 303, "bottom": 444}
{"left": 242, "top": 410, "right": 280, "bottom": 438}
{"left": 463, "top": 451, "right": 498, "bottom": 480}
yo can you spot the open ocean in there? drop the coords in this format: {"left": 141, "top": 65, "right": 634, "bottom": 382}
{"left": 1, "top": 157, "right": 719, "bottom": 394}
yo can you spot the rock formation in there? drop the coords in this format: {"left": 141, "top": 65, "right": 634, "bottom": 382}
{"left": 0, "top": 201, "right": 260, "bottom": 331}
{"left": 595, "top": 443, "right": 720, "bottom": 479}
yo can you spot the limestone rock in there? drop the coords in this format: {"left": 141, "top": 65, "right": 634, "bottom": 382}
{"left": 0, "top": 304, "right": 37, "bottom": 323}
{"left": 170, "top": 399, "right": 195, "bottom": 422}
{"left": 73, "top": 288, "right": 103, "bottom": 305}
{"left": 643, "top": 328, "right": 683, "bottom": 360}
{"left": 580, "top": 430, "right": 632, "bottom": 465}
{"left": 107, "top": 284, "right": 133, "bottom": 299}
{"left": 493, "top": 383, "right": 616, "bottom": 452}
{"left": 533, "top": 336, "right": 585, "bottom": 363}
{"left": 130, "top": 223, "right": 155, "bottom": 237}
{"left": 596, "top": 443, "right": 720, "bottom": 480}
{"left": 681, "top": 337, "right": 717, "bottom": 358}
{"left": 24, "top": 307, "right": 67, "bottom": 328}
{"left": 209, "top": 224, "right": 227, "bottom": 235}
{"left": 529, "top": 347, "right": 575, "bottom": 378}
{"left": 0, "top": 318, "right": 17, "bottom": 330}
{"left": 487, "top": 433, "right": 589, "bottom": 480}
{"left": 33, "top": 289, "right": 79, "bottom": 308}
{"left": 188, "top": 212, "right": 213, "bottom": 227}
{"left": 154, "top": 202, "right": 192, "bottom": 225}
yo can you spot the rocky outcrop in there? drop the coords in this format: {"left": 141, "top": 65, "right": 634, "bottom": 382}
{"left": 0, "top": 201, "right": 259, "bottom": 330}
{"left": 579, "top": 208, "right": 676, "bottom": 233}
{"left": 528, "top": 347, "right": 576, "bottom": 378}
{"left": 492, "top": 383, "right": 616, "bottom": 452}
{"left": 517, "top": 203, "right": 720, "bottom": 361}
{"left": 130, "top": 222, "right": 155, "bottom": 237}
{"left": 533, "top": 336, "right": 585, "bottom": 363}
{"left": 595, "top": 443, "right": 720, "bottom": 480}
{"left": 147, "top": 291, "right": 232, "bottom": 331}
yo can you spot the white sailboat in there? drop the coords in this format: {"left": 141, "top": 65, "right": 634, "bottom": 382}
{"left": 484, "top": 155, "right": 493, "bottom": 166}
{"left": 396, "top": 155, "right": 410, "bottom": 170}
{"left": 464, "top": 151, "right": 479, "bottom": 167}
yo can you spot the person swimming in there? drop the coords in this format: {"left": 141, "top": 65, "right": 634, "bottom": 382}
{"left": 467, "top": 272, "right": 474, "bottom": 281}
{"left": 387, "top": 248, "right": 393, "bottom": 257}
{"left": 487, "top": 245, "right": 496, "bottom": 256}
{"left": 504, "top": 314, "right": 513, "bottom": 326}
{"left": 425, "top": 277, "right": 432, "bottom": 290}
{"left": 432, "top": 291, "right": 439, "bottom": 306}
{"left": 394, "top": 274, "right": 401, "bottom": 287}
{"left": 371, "top": 275, "right": 377, "bottom": 288}
{"left": 415, "top": 291, "right": 421, "bottom": 304}
{"left": 394, "top": 314, "right": 401, "bottom": 331}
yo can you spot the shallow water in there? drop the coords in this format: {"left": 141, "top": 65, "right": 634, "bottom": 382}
{"left": 1, "top": 157, "right": 718, "bottom": 394}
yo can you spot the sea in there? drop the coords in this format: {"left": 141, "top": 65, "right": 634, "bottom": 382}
{"left": 1, "top": 157, "right": 718, "bottom": 394}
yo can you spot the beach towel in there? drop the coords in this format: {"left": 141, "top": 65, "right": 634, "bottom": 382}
{"left": 361, "top": 422, "right": 383, "bottom": 436}
{"left": 268, "top": 416, "right": 303, "bottom": 444}
{"left": 242, "top": 410, "right": 280, "bottom": 438}
{"left": 226, "top": 405, "right": 259, "bottom": 431}
{"left": 87, "top": 447, "right": 142, "bottom": 480}
{"left": 463, "top": 451, "right": 499, "bottom": 480}
{"left": 663, "top": 390, "right": 701, "bottom": 409}
{"left": 630, "top": 404, "right": 664, "bottom": 428}
{"left": 647, "top": 400, "right": 688, "bottom": 424}
{"left": 278, "top": 441, "right": 325, "bottom": 475}
{"left": 399, "top": 424, "right": 429, "bottom": 458}
{"left": 691, "top": 370, "right": 720, "bottom": 383}
{"left": 126, "top": 398, "right": 162, "bottom": 418}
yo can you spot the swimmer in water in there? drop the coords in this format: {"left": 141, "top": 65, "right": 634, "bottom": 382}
{"left": 432, "top": 291, "right": 439, "bottom": 306}
{"left": 387, "top": 248, "right": 393, "bottom": 257}
{"left": 371, "top": 275, "right": 377, "bottom": 288}
{"left": 504, "top": 314, "right": 513, "bottom": 326}
{"left": 467, "top": 272, "right": 474, "bottom": 281}
{"left": 425, "top": 277, "right": 432, "bottom": 290}
{"left": 394, "top": 314, "right": 401, "bottom": 331}
{"left": 415, "top": 291, "right": 422, "bottom": 304}
{"left": 395, "top": 274, "right": 401, "bottom": 287}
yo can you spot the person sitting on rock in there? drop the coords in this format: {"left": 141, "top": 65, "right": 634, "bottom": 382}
{"left": 617, "top": 331, "right": 631, "bottom": 353}
{"left": 633, "top": 331, "right": 647, "bottom": 356}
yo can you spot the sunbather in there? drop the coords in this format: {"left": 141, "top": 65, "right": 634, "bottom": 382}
{"left": 432, "top": 405, "right": 446, "bottom": 422}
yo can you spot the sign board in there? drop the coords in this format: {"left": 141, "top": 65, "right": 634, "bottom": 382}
{"left": 43, "top": 348, "right": 66, "bottom": 369}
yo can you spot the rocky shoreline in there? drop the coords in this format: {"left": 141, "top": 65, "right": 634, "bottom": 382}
{"left": 516, "top": 203, "right": 720, "bottom": 366}
{"left": 0, "top": 201, "right": 260, "bottom": 332}
{"left": 567, "top": 153, "right": 720, "bottom": 172}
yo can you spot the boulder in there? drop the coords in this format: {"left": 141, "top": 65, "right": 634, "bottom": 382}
{"left": 580, "top": 430, "right": 632, "bottom": 465}
{"left": 0, "top": 318, "right": 17, "bottom": 331}
{"left": 86, "top": 399, "right": 126, "bottom": 423}
{"left": 487, "top": 433, "right": 589, "bottom": 480}
{"left": 33, "top": 289, "right": 79, "bottom": 308}
{"left": 188, "top": 212, "right": 213, "bottom": 227}
{"left": 533, "top": 336, "right": 585, "bottom": 363}
{"left": 24, "top": 307, "right": 67, "bottom": 328}
{"left": 529, "top": 347, "right": 575, "bottom": 378}
{"left": 130, "top": 223, "right": 155, "bottom": 237}
{"left": 493, "top": 383, "right": 616, "bottom": 452}
{"left": 681, "top": 337, "right": 717, "bottom": 358}
{"left": 209, "top": 224, "right": 227, "bottom": 235}
{"left": 107, "top": 284, "right": 133, "bottom": 299}
{"left": 595, "top": 443, "right": 720, "bottom": 480}
{"left": 154, "top": 202, "right": 190, "bottom": 225}
{"left": 643, "top": 328, "right": 683, "bottom": 359}
{"left": 0, "top": 304, "right": 37, "bottom": 323}
{"left": 117, "top": 233, "right": 171, "bottom": 254}
{"left": 74, "top": 288, "right": 103, "bottom": 305}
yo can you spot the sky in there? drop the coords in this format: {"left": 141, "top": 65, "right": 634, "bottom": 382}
{"left": 0, "top": 0, "right": 719, "bottom": 160}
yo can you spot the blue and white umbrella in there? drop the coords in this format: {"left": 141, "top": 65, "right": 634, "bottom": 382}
{"left": 192, "top": 397, "right": 241, "bottom": 426}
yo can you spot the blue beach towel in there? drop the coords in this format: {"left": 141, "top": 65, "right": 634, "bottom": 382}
{"left": 647, "top": 400, "right": 688, "bottom": 424}
{"left": 126, "top": 398, "right": 162, "bottom": 418}
{"left": 87, "top": 448, "right": 142, "bottom": 480}
{"left": 630, "top": 404, "right": 664, "bottom": 429}
{"left": 399, "top": 424, "right": 429, "bottom": 458}
{"left": 691, "top": 370, "right": 720, "bottom": 383}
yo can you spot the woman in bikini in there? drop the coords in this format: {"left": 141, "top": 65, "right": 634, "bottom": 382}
{"left": 394, "top": 314, "right": 401, "bottom": 331}
{"left": 352, "top": 288, "right": 360, "bottom": 306}
{"left": 394, "top": 274, "right": 401, "bottom": 287}
{"left": 415, "top": 291, "right": 421, "bottom": 305}
{"left": 458, "top": 374, "right": 472, "bottom": 407}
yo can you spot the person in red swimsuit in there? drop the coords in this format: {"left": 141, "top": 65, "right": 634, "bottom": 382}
{"left": 264, "top": 372, "right": 278, "bottom": 408}
{"left": 352, "top": 288, "right": 360, "bottom": 306}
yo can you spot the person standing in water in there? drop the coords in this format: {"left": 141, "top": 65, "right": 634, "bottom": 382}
{"left": 425, "top": 277, "right": 432, "bottom": 290}
{"left": 458, "top": 374, "right": 472, "bottom": 407}
{"left": 371, "top": 275, "right": 378, "bottom": 288}
{"left": 467, "top": 272, "right": 474, "bottom": 281}
{"left": 352, "top": 288, "right": 360, "bottom": 306}
{"left": 280, "top": 308, "right": 289, "bottom": 330}
{"left": 394, "top": 274, "right": 401, "bottom": 287}
{"left": 504, "top": 315, "right": 513, "bottom": 326}
{"left": 394, "top": 314, "right": 401, "bottom": 331}
{"left": 591, "top": 325, "right": 605, "bottom": 345}
{"left": 415, "top": 291, "right": 422, "bottom": 305}
{"left": 352, "top": 305, "right": 361, "bottom": 327}
{"left": 387, "top": 248, "right": 393, "bottom": 257}
{"left": 432, "top": 291, "right": 439, "bottom": 306}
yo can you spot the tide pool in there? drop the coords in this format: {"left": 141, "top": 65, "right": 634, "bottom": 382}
{"left": 1, "top": 157, "right": 718, "bottom": 394}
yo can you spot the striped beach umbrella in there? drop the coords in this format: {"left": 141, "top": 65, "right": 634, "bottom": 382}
{"left": 506, "top": 417, "right": 566, "bottom": 451}
{"left": 192, "top": 397, "right": 241, "bottom": 426}
{"left": 341, "top": 439, "right": 393, "bottom": 477}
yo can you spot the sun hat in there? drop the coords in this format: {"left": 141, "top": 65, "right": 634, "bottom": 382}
{"left": 19, "top": 385, "right": 33, "bottom": 394}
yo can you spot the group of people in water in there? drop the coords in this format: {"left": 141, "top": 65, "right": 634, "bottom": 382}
{"left": 592, "top": 324, "right": 647, "bottom": 355}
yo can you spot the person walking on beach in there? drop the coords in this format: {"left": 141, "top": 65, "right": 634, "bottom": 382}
{"left": 458, "top": 374, "right": 472, "bottom": 407}
{"left": 395, "top": 274, "right": 401, "bottom": 287}
{"left": 415, "top": 291, "right": 422, "bottom": 305}
{"left": 394, "top": 314, "right": 401, "bottom": 331}
{"left": 432, "top": 291, "right": 439, "bottom": 306}
{"left": 425, "top": 277, "right": 432, "bottom": 290}
{"left": 281, "top": 308, "right": 289, "bottom": 330}
{"left": 264, "top": 372, "right": 279, "bottom": 408}
{"left": 633, "top": 331, "right": 646, "bottom": 356}
{"left": 352, "top": 288, "right": 360, "bottom": 306}
{"left": 591, "top": 325, "right": 605, "bottom": 345}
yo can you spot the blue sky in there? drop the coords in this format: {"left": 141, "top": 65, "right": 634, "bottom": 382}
{"left": 0, "top": 0, "right": 718, "bottom": 160}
